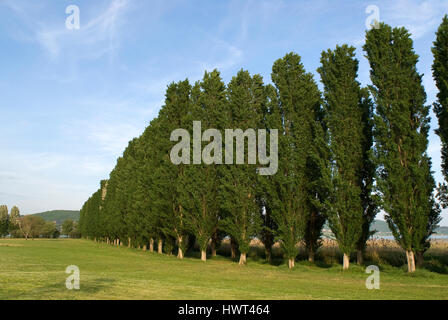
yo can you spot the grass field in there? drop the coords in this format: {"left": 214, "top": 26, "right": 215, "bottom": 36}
{"left": 0, "top": 239, "right": 447, "bottom": 300}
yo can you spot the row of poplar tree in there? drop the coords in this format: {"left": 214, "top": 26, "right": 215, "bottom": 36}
{"left": 79, "top": 19, "right": 448, "bottom": 273}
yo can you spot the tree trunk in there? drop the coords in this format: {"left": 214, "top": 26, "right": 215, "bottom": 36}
{"left": 406, "top": 250, "right": 416, "bottom": 273}
{"left": 239, "top": 253, "right": 247, "bottom": 265}
{"left": 177, "top": 236, "right": 184, "bottom": 259}
{"left": 415, "top": 251, "right": 424, "bottom": 268}
{"left": 178, "top": 247, "right": 184, "bottom": 259}
{"left": 149, "top": 238, "right": 154, "bottom": 252}
{"left": 201, "top": 250, "right": 207, "bottom": 261}
{"left": 357, "top": 250, "right": 364, "bottom": 265}
{"left": 343, "top": 253, "right": 350, "bottom": 270}
{"left": 265, "top": 247, "right": 272, "bottom": 263}
{"left": 107, "top": 237, "right": 110, "bottom": 245}
{"left": 230, "top": 240, "right": 237, "bottom": 259}
{"left": 211, "top": 241, "right": 217, "bottom": 257}
{"left": 288, "top": 258, "right": 295, "bottom": 269}
{"left": 143, "top": 245, "right": 147, "bottom": 252}
{"left": 308, "top": 249, "right": 315, "bottom": 263}
{"left": 128, "top": 237, "right": 131, "bottom": 248}
{"left": 158, "top": 239, "right": 163, "bottom": 254}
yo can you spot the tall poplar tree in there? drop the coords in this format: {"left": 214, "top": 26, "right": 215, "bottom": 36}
{"left": 145, "top": 116, "right": 169, "bottom": 253}
{"left": 318, "top": 45, "right": 376, "bottom": 269}
{"left": 432, "top": 15, "right": 448, "bottom": 207}
{"left": 102, "top": 157, "right": 129, "bottom": 245}
{"left": 356, "top": 88, "right": 378, "bottom": 265}
{"left": 257, "top": 84, "right": 280, "bottom": 263}
{"left": 122, "top": 137, "right": 147, "bottom": 248}
{"left": 303, "top": 94, "right": 330, "bottom": 263}
{"left": 269, "top": 53, "right": 326, "bottom": 269}
{"left": 219, "top": 70, "right": 265, "bottom": 265}
{"left": 81, "top": 188, "right": 103, "bottom": 240}
{"left": 155, "top": 80, "right": 193, "bottom": 258}
{"left": 180, "top": 71, "right": 226, "bottom": 261}
{"left": 136, "top": 121, "right": 161, "bottom": 252}
{"left": 364, "top": 23, "right": 440, "bottom": 272}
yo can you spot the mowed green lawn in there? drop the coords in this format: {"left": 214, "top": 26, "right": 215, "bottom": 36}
{"left": 0, "top": 239, "right": 447, "bottom": 300}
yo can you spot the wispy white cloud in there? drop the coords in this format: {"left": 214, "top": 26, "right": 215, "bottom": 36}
{"left": 129, "top": 76, "right": 175, "bottom": 97}
{"left": 382, "top": 0, "right": 448, "bottom": 39}
{"left": 197, "top": 38, "right": 243, "bottom": 73}
{"left": 85, "top": 121, "right": 142, "bottom": 154}
{"left": 4, "top": 0, "right": 131, "bottom": 61}
{"left": 53, "top": 90, "right": 165, "bottom": 169}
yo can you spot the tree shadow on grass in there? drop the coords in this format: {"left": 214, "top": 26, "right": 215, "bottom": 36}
{"left": 5, "top": 278, "right": 117, "bottom": 299}
{"left": 78, "top": 278, "right": 116, "bottom": 294}
{"left": 312, "top": 260, "right": 334, "bottom": 269}
{"left": 265, "top": 258, "right": 284, "bottom": 267}
{"left": 424, "top": 260, "right": 448, "bottom": 275}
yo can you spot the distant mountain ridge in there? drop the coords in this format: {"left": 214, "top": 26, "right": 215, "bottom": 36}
{"left": 31, "top": 210, "right": 80, "bottom": 227}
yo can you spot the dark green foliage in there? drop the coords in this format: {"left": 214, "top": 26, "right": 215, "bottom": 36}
{"left": 357, "top": 88, "right": 378, "bottom": 256}
{"left": 153, "top": 80, "right": 193, "bottom": 256}
{"left": 79, "top": 56, "right": 327, "bottom": 266}
{"left": 180, "top": 71, "right": 226, "bottom": 258}
{"left": 318, "top": 45, "right": 377, "bottom": 264}
{"left": 77, "top": 39, "right": 439, "bottom": 273}
{"left": 364, "top": 23, "right": 440, "bottom": 270}
{"left": 268, "top": 53, "right": 327, "bottom": 267}
{"left": 218, "top": 70, "right": 264, "bottom": 261}
{"left": 130, "top": 117, "right": 164, "bottom": 248}
{"left": 256, "top": 84, "right": 280, "bottom": 262}
{"left": 432, "top": 15, "right": 448, "bottom": 207}
{"left": 79, "top": 188, "right": 102, "bottom": 239}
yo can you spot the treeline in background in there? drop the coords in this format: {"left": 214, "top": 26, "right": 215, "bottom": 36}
{"left": 0, "top": 206, "right": 81, "bottom": 239}
{"left": 79, "top": 19, "right": 448, "bottom": 273}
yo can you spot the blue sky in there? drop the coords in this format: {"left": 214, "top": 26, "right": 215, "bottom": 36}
{"left": 0, "top": 0, "right": 447, "bottom": 225}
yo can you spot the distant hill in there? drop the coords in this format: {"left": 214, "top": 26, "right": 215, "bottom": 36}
{"left": 31, "top": 210, "right": 80, "bottom": 227}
